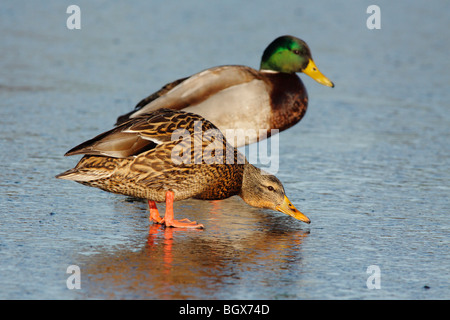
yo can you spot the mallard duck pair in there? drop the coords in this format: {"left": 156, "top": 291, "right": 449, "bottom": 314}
{"left": 57, "top": 35, "right": 334, "bottom": 228}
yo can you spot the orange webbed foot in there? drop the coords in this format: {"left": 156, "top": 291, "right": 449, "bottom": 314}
{"left": 163, "top": 191, "right": 205, "bottom": 229}
{"left": 165, "top": 218, "right": 204, "bottom": 229}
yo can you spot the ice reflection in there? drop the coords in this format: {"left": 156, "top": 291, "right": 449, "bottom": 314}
{"left": 80, "top": 206, "right": 309, "bottom": 299}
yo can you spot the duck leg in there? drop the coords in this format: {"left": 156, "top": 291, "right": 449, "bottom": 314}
{"left": 148, "top": 200, "right": 163, "bottom": 224}
{"left": 163, "top": 191, "right": 204, "bottom": 229}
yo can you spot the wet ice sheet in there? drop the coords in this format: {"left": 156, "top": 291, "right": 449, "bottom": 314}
{"left": 0, "top": 0, "right": 449, "bottom": 299}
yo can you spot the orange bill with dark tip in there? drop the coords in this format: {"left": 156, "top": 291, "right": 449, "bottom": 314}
{"left": 275, "top": 195, "right": 311, "bottom": 224}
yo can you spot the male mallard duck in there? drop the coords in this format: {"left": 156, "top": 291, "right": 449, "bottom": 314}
{"left": 56, "top": 109, "right": 311, "bottom": 228}
{"left": 115, "top": 35, "right": 334, "bottom": 147}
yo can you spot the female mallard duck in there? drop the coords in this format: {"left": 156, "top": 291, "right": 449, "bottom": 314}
{"left": 56, "top": 109, "right": 311, "bottom": 228}
{"left": 115, "top": 35, "right": 334, "bottom": 147}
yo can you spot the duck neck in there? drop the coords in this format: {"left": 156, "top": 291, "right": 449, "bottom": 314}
{"left": 263, "top": 72, "right": 309, "bottom": 132}
{"left": 239, "top": 164, "right": 264, "bottom": 207}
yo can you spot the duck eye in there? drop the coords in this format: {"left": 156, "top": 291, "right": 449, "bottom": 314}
{"left": 267, "top": 186, "right": 275, "bottom": 191}
{"left": 292, "top": 49, "right": 300, "bottom": 55}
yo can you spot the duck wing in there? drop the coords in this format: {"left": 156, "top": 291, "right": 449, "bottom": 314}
{"left": 66, "top": 109, "right": 203, "bottom": 158}
{"left": 115, "top": 77, "right": 188, "bottom": 125}
{"left": 115, "top": 65, "right": 262, "bottom": 125}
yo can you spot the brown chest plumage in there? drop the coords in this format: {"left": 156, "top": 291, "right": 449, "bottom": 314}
{"left": 264, "top": 72, "right": 308, "bottom": 133}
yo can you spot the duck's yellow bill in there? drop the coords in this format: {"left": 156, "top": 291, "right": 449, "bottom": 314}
{"left": 276, "top": 195, "right": 311, "bottom": 224}
{"left": 303, "top": 58, "right": 334, "bottom": 88}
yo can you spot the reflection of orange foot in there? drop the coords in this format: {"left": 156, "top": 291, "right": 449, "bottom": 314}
{"left": 147, "top": 191, "right": 204, "bottom": 229}
{"left": 147, "top": 223, "right": 163, "bottom": 246}
{"left": 209, "top": 200, "right": 222, "bottom": 215}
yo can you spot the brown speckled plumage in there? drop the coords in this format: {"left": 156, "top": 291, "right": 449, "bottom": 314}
{"left": 57, "top": 109, "right": 246, "bottom": 202}
{"left": 56, "top": 109, "right": 312, "bottom": 227}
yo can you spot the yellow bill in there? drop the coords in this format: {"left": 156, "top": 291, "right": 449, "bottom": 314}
{"left": 275, "top": 195, "right": 311, "bottom": 224}
{"left": 302, "top": 58, "right": 334, "bottom": 88}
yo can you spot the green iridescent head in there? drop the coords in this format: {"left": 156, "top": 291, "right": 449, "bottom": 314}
{"left": 260, "top": 35, "right": 334, "bottom": 87}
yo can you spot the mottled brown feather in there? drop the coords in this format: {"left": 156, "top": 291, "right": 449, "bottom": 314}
{"left": 57, "top": 109, "right": 310, "bottom": 224}
{"left": 57, "top": 109, "right": 246, "bottom": 202}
